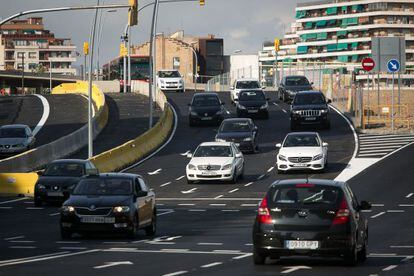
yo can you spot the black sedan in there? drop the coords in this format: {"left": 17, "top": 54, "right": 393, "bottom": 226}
{"left": 34, "top": 159, "right": 98, "bottom": 206}
{"left": 215, "top": 118, "right": 258, "bottom": 153}
{"left": 235, "top": 90, "right": 269, "bottom": 119}
{"left": 60, "top": 173, "right": 156, "bottom": 239}
{"left": 278, "top": 75, "right": 313, "bottom": 102}
{"left": 188, "top": 93, "right": 225, "bottom": 126}
{"left": 253, "top": 179, "right": 371, "bottom": 266}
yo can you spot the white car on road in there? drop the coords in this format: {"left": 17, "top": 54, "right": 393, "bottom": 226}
{"left": 276, "top": 132, "right": 328, "bottom": 173}
{"left": 230, "top": 79, "right": 264, "bottom": 103}
{"left": 157, "top": 69, "right": 184, "bottom": 92}
{"left": 186, "top": 142, "right": 244, "bottom": 184}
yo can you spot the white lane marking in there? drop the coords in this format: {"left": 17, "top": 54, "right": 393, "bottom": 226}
{"left": 148, "top": 169, "right": 162, "bottom": 175}
{"left": 228, "top": 188, "right": 239, "bottom": 194}
{"left": 399, "top": 204, "right": 414, "bottom": 207}
{"left": 233, "top": 253, "right": 253, "bottom": 260}
{"left": 221, "top": 209, "right": 239, "bottom": 212}
{"left": 32, "top": 94, "right": 50, "bottom": 136}
{"left": 0, "top": 252, "right": 69, "bottom": 264}
{"left": 9, "top": 246, "right": 36, "bottom": 249}
{"left": 178, "top": 203, "right": 195, "bottom": 206}
{"left": 163, "top": 271, "right": 188, "bottom": 276}
{"left": 160, "top": 249, "right": 189, "bottom": 253}
{"left": 282, "top": 109, "right": 287, "bottom": 114}
{"left": 226, "top": 110, "right": 231, "bottom": 115}
{"left": 359, "top": 133, "right": 414, "bottom": 138}
{"left": 4, "top": 236, "right": 25, "bottom": 241}
{"left": 0, "top": 207, "right": 12, "bottom": 209}
{"left": 131, "top": 239, "right": 149, "bottom": 244}
{"left": 26, "top": 207, "right": 43, "bottom": 210}
{"left": 201, "top": 262, "right": 222, "bottom": 268}
{"left": 390, "top": 246, "right": 414, "bottom": 248}
{"left": 241, "top": 204, "right": 258, "bottom": 207}
{"left": 214, "top": 195, "right": 224, "bottom": 199}
{"left": 382, "top": 265, "right": 398, "bottom": 271}
{"left": 210, "top": 204, "right": 226, "bottom": 206}
{"left": 0, "top": 197, "right": 28, "bottom": 205}
{"left": 273, "top": 102, "right": 278, "bottom": 106}
{"left": 213, "top": 250, "right": 241, "bottom": 253}
{"left": 402, "top": 256, "right": 414, "bottom": 262}
{"left": 369, "top": 253, "right": 397, "bottom": 257}
{"left": 361, "top": 210, "right": 372, "bottom": 213}
{"left": 181, "top": 188, "right": 197, "bottom": 194}
{"left": 157, "top": 210, "right": 175, "bottom": 217}
{"left": 59, "top": 247, "right": 87, "bottom": 250}
{"left": 158, "top": 197, "right": 262, "bottom": 201}
{"left": 371, "top": 212, "right": 386, "bottom": 218}
{"left": 49, "top": 212, "right": 60, "bottom": 216}
{"left": 372, "top": 204, "right": 385, "bottom": 207}
{"left": 257, "top": 174, "right": 265, "bottom": 180}
{"left": 160, "top": 182, "right": 172, "bottom": 187}
{"left": 180, "top": 150, "right": 190, "bottom": 156}
{"left": 94, "top": 261, "right": 133, "bottom": 269}
{"left": 267, "top": 166, "right": 274, "bottom": 172}
{"left": 406, "top": 193, "right": 413, "bottom": 198}
{"left": 245, "top": 243, "right": 253, "bottom": 246}
{"left": 281, "top": 266, "right": 311, "bottom": 274}
{"left": 10, "top": 240, "right": 35, "bottom": 243}
{"left": 198, "top": 243, "right": 223, "bottom": 246}
{"left": 175, "top": 175, "right": 185, "bottom": 181}
{"left": 120, "top": 103, "right": 178, "bottom": 172}
{"left": 188, "top": 209, "right": 206, "bottom": 212}
{"left": 56, "top": 241, "right": 81, "bottom": 244}
{"left": 156, "top": 203, "right": 165, "bottom": 206}
{"left": 102, "top": 242, "right": 128, "bottom": 244}
{"left": 104, "top": 248, "right": 249, "bottom": 255}
{"left": 244, "top": 182, "right": 254, "bottom": 187}
{"left": 387, "top": 210, "right": 404, "bottom": 213}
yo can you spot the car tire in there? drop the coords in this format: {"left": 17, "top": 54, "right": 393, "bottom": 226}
{"left": 358, "top": 232, "right": 368, "bottom": 262}
{"left": 230, "top": 169, "right": 238, "bottom": 184}
{"left": 253, "top": 249, "right": 267, "bottom": 265}
{"left": 239, "top": 166, "right": 245, "bottom": 180}
{"left": 34, "top": 197, "right": 42, "bottom": 207}
{"left": 282, "top": 93, "right": 286, "bottom": 103}
{"left": 127, "top": 214, "right": 139, "bottom": 239}
{"left": 60, "top": 227, "right": 72, "bottom": 239}
{"left": 344, "top": 244, "right": 358, "bottom": 266}
{"left": 145, "top": 210, "right": 157, "bottom": 237}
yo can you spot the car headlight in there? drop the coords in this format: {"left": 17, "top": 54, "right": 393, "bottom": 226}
{"left": 238, "top": 104, "right": 246, "bottom": 110}
{"left": 313, "top": 154, "right": 323, "bottom": 161}
{"left": 37, "top": 183, "right": 46, "bottom": 189}
{"left": 188, "top": 164, "right": 196, "bottom": 170}
{"left": 292, "top": 110, "right": 301, "bottom": 114}
{"left": 179, "top": 79, "right": 184, "bottom": 84}
{"left": 243, "top": 137, "right": 252, "bottom": 141}
{"left": 321, "top": 109, "right": 329, "bottom": 114}
{"left": 222, "top": 164, "right": 232, "bottom": 170}
{"left": 190, "top": 111, "right": 198, "bottom": 116}
{"left": 278, "top": 155, "right": 287, "bottom": 161}
{"left": 113, "top": 206, "right": 130, "bottom": 213}
{"left": 62, "top": 206, "right": 75, "bottom": 213}
{"left": 260, "top": 103, "right": 268, "bottom": 109}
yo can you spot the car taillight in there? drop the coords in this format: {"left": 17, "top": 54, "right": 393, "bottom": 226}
{"left": 257, "top": 197, "right": 272, "bottom": 224}
{"left": 332, "top": 197, "right": 350, "bottom": 225}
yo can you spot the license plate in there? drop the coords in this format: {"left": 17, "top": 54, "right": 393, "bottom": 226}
{"left": 285, "top": 240, "right": 319, "bottom": 250}
{"left": 47, "top": 192, "right": 64, "bottom": 197}
{"left": 80, "top": 217, "right": 115, "bottom": 224}
{"left": 292, "top": 164, "right": 308, "bottom": 167}
{"left": 248, "top": 110, "right": 258, "bottom": 113}
{"left": 201, "top": 171, "right": 217, "bottom": 176}
{"left": 305, "top": 117, "right": 316, "bottom": 121}
{"left": 201, "top": 117, "right": 212, "bottom": 120}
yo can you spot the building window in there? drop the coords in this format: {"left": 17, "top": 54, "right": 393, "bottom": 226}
{"left": 29, "top": 52, "right": 37, "bottom": 58}
{"left": 17, "top": 52, "right": 25, "bottom": 58}
{"left": 28, "top": 63, "right": 37, "bottom": 70}
{"left": 15, "top": 40, "right": 27, "bottom": 46}
{"left": 173, "top": 57, "right": 180, "bottom": 70}
{"left": 17, "top": 63, "right": 24, "bottom": 69}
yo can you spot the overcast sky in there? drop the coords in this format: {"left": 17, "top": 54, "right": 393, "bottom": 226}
{"left": 1, "top": 0, "right": 314, "bottom": 66}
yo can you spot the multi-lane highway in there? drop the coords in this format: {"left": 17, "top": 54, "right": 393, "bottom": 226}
{"left": 0, "top": 91, "right": 413, "bottom": 275}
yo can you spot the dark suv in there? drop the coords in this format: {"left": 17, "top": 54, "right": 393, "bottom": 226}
{"left": 252, "top": 179, "right": 371, "bottom": 266}
{"left": 290, "top": 91, "right": 331, "bottom": 130}
{"left": 278, "top": 76, "right": 313, "bottom": 102}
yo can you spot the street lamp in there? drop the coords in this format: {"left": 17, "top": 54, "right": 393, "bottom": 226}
{"left": 96, "top": 9, "right": 117, "bottom": 80}
{"left": 189, "top": 42, "right": 199, "bottom": 92}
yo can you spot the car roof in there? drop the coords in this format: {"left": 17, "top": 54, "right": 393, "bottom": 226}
{"left": 193, "top": 92, "right": 219, "bottom": 97}
{"left": 284, "top": 75, "right": 308, "bottom": 79}
{"left": 85, "top": 172, "right": 143, "bottom": 179}
{"left": 222, "top": 118, "right": 252, "bottom": 123}
{"left": 296, "top": 90, "right": 323, "bottom": 95}
{"left": 49, "top": 159, "right": 89, "bottom": 164}
{"left": 235, "top": 78, "right": 259, "bottom": 82}
{"left": 199, "top": 141, "right": 232, "bottom": 147}
{"left": 271, "top": 179, "right": 344, "bottom": 188}
{"left": 286, "top": 131, "right": 319, "bottom": 136}
{"left": 0, "top": 124, "right": 29, "bottom": 129}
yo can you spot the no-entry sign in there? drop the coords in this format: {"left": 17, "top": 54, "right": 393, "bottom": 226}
{"left": 362, "top": 57, "right": 375, "bottom": 72}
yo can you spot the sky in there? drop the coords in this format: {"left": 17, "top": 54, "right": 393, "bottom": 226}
{"left": 0, "top": 0, "right": 314, "bottom": 67}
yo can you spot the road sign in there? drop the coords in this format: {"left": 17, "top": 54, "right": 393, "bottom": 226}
{"left": 387, "top": 59, "right": 400, "bottom": 73}
{"left": 362, "top": 57, "right": 375, "bottom": 72}
{"left": 372, "top": 37, "right": 405, "bottom": 73}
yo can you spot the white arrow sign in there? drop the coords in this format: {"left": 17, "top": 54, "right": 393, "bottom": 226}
{"left": 94, "top": 261, "right": 133, "bottom": 269}
{"left": 281, "top": 266, "right": 311, "bottom": 274}
{"left": 148, "top": 169, "right": 162, "bottom": 175}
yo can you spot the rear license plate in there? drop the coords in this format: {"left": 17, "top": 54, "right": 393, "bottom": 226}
{"left": 47, "top": 192, "right": 64, "bottom": 197}
{"left": 80, "top": 217, "right": 115, "bottom": 224}
{"left": 305, "top": 117, "right": 316, "bottom": 121}
{"left": 201, "top": 117, "right": 212, "bottom": 120}
{"left": 248, "top": 110, "right": 258, "bottom": 113}
{"left": 285, "top": 240, "right": 319, "bottom": 250}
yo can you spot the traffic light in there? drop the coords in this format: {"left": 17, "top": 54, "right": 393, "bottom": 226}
{"left": 274, "top": 38, "right": 280, "bottom": 51}
{"left": 83, "top": 42, "right": 89, "bottom": 56}
{"left": 200, "top": 0, "right": 205, "bottom": 6}
{"left": 128, "top": 0, "right": 138, "bottom": 26}
{"left": 120, "top": 43, "right": 128, "bottom": 57}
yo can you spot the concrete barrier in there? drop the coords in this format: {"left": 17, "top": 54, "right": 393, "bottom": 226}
{"left": 93, "top": 80, "right": 121, "bottom": 93}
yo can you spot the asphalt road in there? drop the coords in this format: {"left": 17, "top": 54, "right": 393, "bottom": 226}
{"left": 0, "top": 91, "right": 412, "bottom": 275}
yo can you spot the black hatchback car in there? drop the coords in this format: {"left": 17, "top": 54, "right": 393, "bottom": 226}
{"left": 290, "top": 91, "right": 331, "bottom": 130}
{"left": 60, "top": 173, "right": 156, "bottom": 239}
{"left": 236, "top": 90, "right": 269, "bottom": 119}
{"left": 34, "top": 159, "right": 97, "bottom": 206}
{"left": 278, "top": 75, "right": 313, "bottom": 102}
{"left": 253, "top": 179, "right": 371, "bottom": 266}
{"left": 188, "top": 93, "right": 225, "bottom": 126}
{"left": 215, "top": 118, "right": 258, "bottom": 153}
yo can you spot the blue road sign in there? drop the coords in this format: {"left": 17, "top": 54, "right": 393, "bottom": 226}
{"left": 387, "top": 59, "right": 400, "bottom": 73}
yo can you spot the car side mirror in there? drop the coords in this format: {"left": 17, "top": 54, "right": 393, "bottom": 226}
{"left": 254, "top": 126, "right": 258, "bottom": 131}
{"left": 36, "top": 171, "right": 43, "bottom": 176}
{"left": 276, "top": 143, "right": 282, "bottom": 148}
{"left": 187, "top": 153, "right": 193, "bottom": 158}
{"left": 136, "top": 190, "right": 148, "bottom": 197}
{"left": 322, "top": 142, "right": 329, "bottom": 147}
{"left": 235, "top": 153, "right": 243, "bottom": 158}
{"left": 86, "top": 168, "right": 99, "bottom": 176}
{"left": 327, "top": 99, "right": 332, "bottom": 104}
{"left": 230, "top": 86, "right": 234, "bottom": 90}
{"left": 359, "top": 201, "right": 371, "bottom": 210}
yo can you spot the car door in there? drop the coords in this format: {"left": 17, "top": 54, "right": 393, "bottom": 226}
{"left": 344, "top": 184, "right": 365, "bottom": 248}
{"left": 252, "top": 122, "right": 258, "bottom": 146}
{"left": 232, "top": 144, "right": 244, "bottom": 173}
{"left": 138, "top": 177, "right": 153, "bottom": 225}
{"left": 134, "top": 178, "right": 148, "bottom": 227}
{"left": 317, "top": 134, "right": 328, "bottom": 157}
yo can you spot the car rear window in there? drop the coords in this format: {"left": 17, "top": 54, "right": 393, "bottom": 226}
{"left": 73, "top": 178, "right": 133, "bottom": 196}
{"left": 236, "top": 81, "right": 260, "bottom": 89}
{"left": 239, "top": 91, "right": 265, "bottom": 101}
{"left": 268, "top": 184, "right": 342, "bottom": 207}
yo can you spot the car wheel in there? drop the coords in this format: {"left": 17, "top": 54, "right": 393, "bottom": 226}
{"left": 230, "top": 168, "right": 238, "bottom": 184}
{"left": 34, "top": 197, "right": 42, "bottom": 207}
{"left": 60, "top": 226, "right": 72, "bottom": 239}
{"left": 127, "top": 214, "right": 139, "bottom": 239}
{"left": 358, "top": 232, "right": 368, "bottom": 262}
{"left": 344, "top": 243, "right": 358, "bottom": 266}
{"left": 253, "top": 249, "right": 267, "bottom": 265}
{"left": 145, "top": 209, "right": 157, "bottom": 237}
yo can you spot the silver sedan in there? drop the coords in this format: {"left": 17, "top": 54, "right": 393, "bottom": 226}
{"left": 0, "top": 124, "right": 36, "bottom": 154}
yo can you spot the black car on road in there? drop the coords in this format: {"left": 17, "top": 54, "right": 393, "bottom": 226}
{"left": 188, "top": 93, "right": 225, "bottom": 126}
{"left": 236, "top": 90, "right": 269, "bottom": 119}
{"left": 278, "top": 76, "right": 313, "bottom": 102}
{"left": 215, "top": 118, "right": 259, "bottom": 153}
{"left": 290, "top": 91, "right": 331, "bottom": 130}
{"left": 60, "top": 173, "right": 156, "bottom": 239}
{"left": 252, "top": 179, "right": 371, "bottom": 266}
{"left": 34, "top": 159, "right": 97, "bottom": 206}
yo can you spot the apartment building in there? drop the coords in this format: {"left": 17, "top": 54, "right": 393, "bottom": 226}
{"left": 0, "top": 17, "right": 77, "bottom": 75}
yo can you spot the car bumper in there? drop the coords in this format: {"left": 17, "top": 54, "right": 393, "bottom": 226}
{"left": 186, "top": 169, "right": 234, "bottom": 181}
{"left": 218, "top": 140, "right": 254, "bottom": 152}
{"left": 277, "top": 159, "right": 324, "bottom": 171}
{"left": 237, "top": 108, "right": 268, "bottom": 117}
{"left": 159, "top": 84, "right": 184, "bottom": 90}
{"left": 189, "top": 114, "right": 223, "bottom": 124}
{"left": 0, "top": 146, "right": 27, "bottom": 154}
{"left": 35, "top": 190, "right": 69, "bottom": 203}
{"left": 291, "top": 114, "right": 329, "bottom": 125}
{"left": 61, "top": 214, "right": 134, "bottom": 233}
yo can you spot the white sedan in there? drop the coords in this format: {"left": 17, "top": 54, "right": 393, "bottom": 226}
{"left": 186, "top": 142, "right": 244, "bottom": 184}
{"left": 276, "top": 132, "right": 328, "bottom": 173}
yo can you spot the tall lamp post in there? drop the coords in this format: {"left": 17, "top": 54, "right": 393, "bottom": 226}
{"left": 189, "top": 42, "right": 199, "bottom": 92}
{"left": 96, "top": 9, "right": 117, "bottom": 80}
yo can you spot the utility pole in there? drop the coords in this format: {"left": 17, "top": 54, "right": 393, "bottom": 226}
{"left": 49, "top": 59, "right": 52, "bottom": 92}
{"left": 21, "top": 54, "right": 25, "bottom": 94}
{"left": 127, "top": 26, "right": 131, "bottom": 93}
{"left": 122, "top": 34, "right": 128, "bottom": 93}
{"left": 148, "top": 0, "right": 160, "bottom": 128}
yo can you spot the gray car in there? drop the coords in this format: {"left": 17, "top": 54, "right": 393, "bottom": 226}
{"left": 278, "top": 76, "right": 313, "bottom": 102}
{"left": 0, "top": 124, "right": 36, "bottom": 154}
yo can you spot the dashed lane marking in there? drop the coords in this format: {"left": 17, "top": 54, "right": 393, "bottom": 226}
{"left": 175, "top": 175, "right": 185, "bottom": 181}
{"left": 228, "top": 188, "right": 239, "bottom": 194}
{"left": 257, "top": 174, "right": 265, "bottom": 180}
{"left": 198, "top": 243, "right": 223, "bottom": 246}
{"left": 267, "top": 167, "right": 274, "bottom": 172}
{"left": 188, "top": 209, "right": 206, "bottom": 212}
{"left": 241, "top": 204, "right": 258, "bottom": 207}
{"left": 148, "top": 169, "right": 162, "bottom": 175}
{"left": 383, "top": 265, "right": 398, "bottom": 271}
{"left": 10, "top": 240, "right": 35, "bottom": 243}
{"left": 372, "top": 204, "right": 385, "bottom": 207}
{"left": 387, "top": 210, "right": 404, "bottom": 213}
{"left": 4, "top": 236, "right": 25, "bottom": 241}
{"left": 233, "top": 253, "right": 252, "bottom": 260}
{"left": 180, "top": 151, "right": 190, "bottom": 156}
{"left": 282, "top": 109, "right": 288, "bottom": 114}
{"left": 390, "top": 246, "right": 414, "bottom": 248}
{"left": 221, "top": 209, "right": 239, "bottom": 212}
{"left": 55, "top": 241, "right": 80, "bottom": 244}
{"left": 49, "top": 212, "right": 60, "bottom": 216}
{"left": 214, "top": 195, "right": 223, "bottom": 199}
{"left": 0, "top": 207, "right": 12, "bottom": 209}
{"left": 157, "top": 210, "right": 175, "bottom": 217}
{"left": 25, "top": 207, "right": 43, "bottom": 210}
{"left": 181, "top": 188, "right": 197, "bottom": 194}
{"left": 0, "top": 197, "right": 28, "bottom": 205}
{"left": 201, "top": 262, "right": 222, "bottom": 268}
{"left": 163, "top": 271, "right": 188, "bottom": 276}
{"left": 161, "top": 182, "right": 172, "bottom": 187}
{"left": 244, "top": 182, "right": 254, "bottom": 187}
{"left": 210, "top": 204, "right": 226, "bottom": 206}
{"left": 158, "top": 198, "right": 262, "bottom": 201}
{"left": 371, "top": 212, "right": 386, "bottom": 218}
{"left": 9, "top": 246, "right": 36, "bottom": 249}
{"left": 178, "top": 204, "right": 195, "bottom": 206}
{"left": 399, "top": 204, "right": 414, "bottom": 207}
{"left": 213, "top": 250, "right": 241, "bottom": 253}
{"left": 59, "top": 247, "right": 87, "bottom": 250}
{"left": 406, "top": 193, "right": 413, "bottom": 198}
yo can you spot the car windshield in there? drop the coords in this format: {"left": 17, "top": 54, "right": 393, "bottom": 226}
{"left": 293, "top": 93, "right": 325, "bottom": 105}
{"left": 283, "top": 134, "right": 320, "bottom": 147}
{"left": 158, "top": 71, "right": 180, "bottom": 78}
{"left": 44, "top": 163, "right": 84, "bottom": 177}
{"left": 220, "top": 121, "right": 252, "bottom": 132}
{"left": 269, "top": 184, "right": 341, "bottom": 207}
{"left": 0, "top": 128, "right": 27, "bottom": 138}
{"left": 285, "top": 77, "right": 310, "bottom": 86}
{"left": 194, "top": 146, "right": 233, "bottom": 157}
{"left": 192, "top": 96, "right": 220, "bottom": 107}
{"left": 239, "top": 91, "right": 265, "bottom": 101}
{"left": 73, "top": 178, "right": 133, "bottom": 196}
{"left": 236, "top": 81, "right": 260, "bottom": 89}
